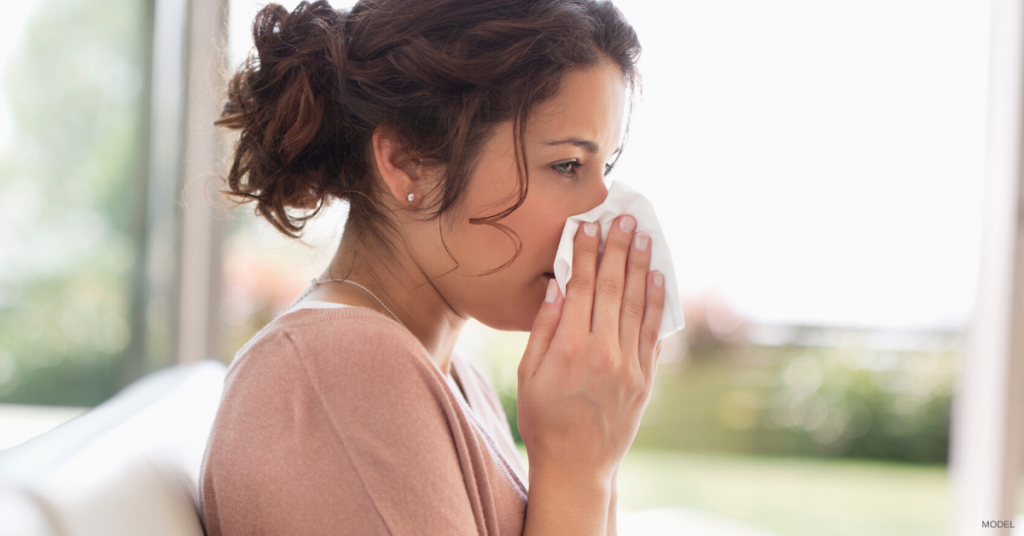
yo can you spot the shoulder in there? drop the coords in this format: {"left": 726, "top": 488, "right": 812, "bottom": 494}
{"left": 229, "top": 307, "right": 429, "bottom": 378}
{"left": 216, "top": 305, "right": 458, "bottom": 449}
{"left": 243, "top": 306, "right": 451, "bottom": 406}
{"left": 219, "top": 307, "right": 449, "bottom": 425}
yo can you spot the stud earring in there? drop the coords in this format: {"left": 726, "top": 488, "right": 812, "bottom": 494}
{"left": 407, "top": 193, "right": 415, "bottom": 202}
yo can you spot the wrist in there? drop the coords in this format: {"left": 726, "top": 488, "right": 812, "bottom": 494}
{"left": 528, "top": 461, "right": 615, "bottom": 492}
{"left": 525, "top": 466, "right": 611, "bottom": 535}
{"left": 530, "top": 466, "right": 612, "bottom": 494}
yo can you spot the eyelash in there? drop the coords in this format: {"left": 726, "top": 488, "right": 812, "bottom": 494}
{"left": 552, "top": 160, "right": 616, "bottom": 178}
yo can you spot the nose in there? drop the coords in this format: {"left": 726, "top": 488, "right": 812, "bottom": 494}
{"left": 579, "top": 181, "right": 609, "bottom": 214}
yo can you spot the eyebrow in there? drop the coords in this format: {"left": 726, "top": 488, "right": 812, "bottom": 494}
{"left": 543, "top": 138, "right": 622, "bottom": 155}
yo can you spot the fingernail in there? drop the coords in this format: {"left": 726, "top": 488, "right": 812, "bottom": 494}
{"left": 653, "top": 271, "right": 664, "bottom": 287}
{"left": 618, "top": 215, "right": 636, "bottom": 233}
{"left": 634, "top": 232, "right": 649, "bottom": 251}
{"left": 545, "top": 278, "right": 559, "bottom": 303}
{"left": 583, "top": 222, "right": 598, "bottom": 237}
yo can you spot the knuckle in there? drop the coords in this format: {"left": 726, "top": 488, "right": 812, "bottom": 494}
{"left": 642, "top": 328, "right": 659, "bottom": 352}
{"left": 654, "top": 285, "right": 667, "bottom": 303}
{"left": 576, "top": 233, "right": 599, "bottom": 252}
{"left": 593, "top": 348, "right": 616, "bottom": 372}
{"left": 640, "top": 387, "right": 653, "bottom": 409}
{"left": 629, "top": 248, "right": 650, "bottom": 269}
{"left": 536, "top": 312, "right": 558, "bottom": 328}
{"left": 606, "top": 235, "right": 631, "bottom": 255}
{"left": 647, "top": 292, "right": 665, "bottom": 313}
{"left": 596, "top": 277, "right": 622, "bottom": 300}
{"left": 635, "top": 379, "right": 649, "bottom": 401}
{"left": 643, "top": 365, "right": 656, "bottom": 388}
{"left": 561, "top": 337, "right": 583, "bottom": 359}
{"left": 568, "top": 274, "right": 595, "bottom": 294}
{"left": 622, "top": 296, "right": 646, "bottom": 319}
{"left": 628, "top": 376, "right": 646, "bottom": 402}
{"left": 618, "top": 362, "right": 634, "bottom": 383}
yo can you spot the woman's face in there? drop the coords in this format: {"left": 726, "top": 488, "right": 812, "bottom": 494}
{"left": 406, "top": 60, "right": 627, "bottom": 331}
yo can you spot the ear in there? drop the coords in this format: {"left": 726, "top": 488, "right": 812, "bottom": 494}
{"left": 371, "top": 127, "right": 425, "bottom": 206}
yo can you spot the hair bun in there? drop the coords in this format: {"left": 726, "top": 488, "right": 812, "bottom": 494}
{"left": 217, "top": 1, "right": 350, "bottom": 237}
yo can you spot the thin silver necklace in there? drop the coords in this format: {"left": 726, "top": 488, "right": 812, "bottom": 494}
{"left": 297, "top": 277, "right": 406, "bottom": 330}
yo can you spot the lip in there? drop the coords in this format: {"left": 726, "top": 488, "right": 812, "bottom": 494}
{"left": 542, "top": 272, "right": 555, "bottom": 278}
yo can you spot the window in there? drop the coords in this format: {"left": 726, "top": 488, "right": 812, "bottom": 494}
{"left": 0, "top": 0, "right": 151, "bottom": 406}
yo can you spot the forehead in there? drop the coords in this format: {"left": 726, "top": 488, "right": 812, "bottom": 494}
{"left": 527, "top": 62, "right": 628, "bottom": 149}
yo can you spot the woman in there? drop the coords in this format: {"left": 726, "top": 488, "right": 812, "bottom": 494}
{"left": 199, "top": 0, "right": 666, "bottom": 534}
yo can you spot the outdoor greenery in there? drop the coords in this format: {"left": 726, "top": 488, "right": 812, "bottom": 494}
{"left": 636, "top": 339, "right": 954, "bottom": 464}
{"left": 478, "top": 321, "right": 956, "bottom": 465}
{"left": 0, "top": 0, "right": 146, "bottom": 405}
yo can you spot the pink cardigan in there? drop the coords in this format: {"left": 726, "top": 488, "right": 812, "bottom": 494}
{"left": 199, "top": 303, "right": 528, "bottom": 535}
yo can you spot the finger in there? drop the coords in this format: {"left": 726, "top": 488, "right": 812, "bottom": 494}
{"left": 644, "top": 338, "right": 664, "bottom": 412}
{"left": 638, "top": 270, "right": 666, "bottom": 382}
{"left": 619, "top": 231, "right": 652, "bottom": 358}
{"left": 561, "top": 221, "right": 601, "bottom": 335}
{"left": 591, "top": 214, "right": 637, "bottom": 340}
{"left": 520, "top": 278, "right": 565, "bottom": 382}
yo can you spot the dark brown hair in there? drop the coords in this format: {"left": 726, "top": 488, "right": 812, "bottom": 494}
{"left": 217, "top": 0, "right": 641, "bottom": 275}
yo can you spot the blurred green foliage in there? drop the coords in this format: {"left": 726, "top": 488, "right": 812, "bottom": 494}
{"left": 477, "top": 323, "right": 955, "bottom": 465}
{"left": 0, "top": 0, "right": 146, "bottom": 406}
{"left": 636, "top": 338, "right": 954, "bottom": 464}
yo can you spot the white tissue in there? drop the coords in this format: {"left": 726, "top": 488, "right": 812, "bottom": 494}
{"left": 552, "top": 180, "right": 685, "bottom": 341}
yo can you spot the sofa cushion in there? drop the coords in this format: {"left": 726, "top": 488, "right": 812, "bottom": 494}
{"left": 0, "top": 360, "right": 226, "bottom": 536}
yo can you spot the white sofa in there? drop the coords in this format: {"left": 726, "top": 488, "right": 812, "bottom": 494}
{"left": 0, "top": 361, "right": 226, "bottom": 536}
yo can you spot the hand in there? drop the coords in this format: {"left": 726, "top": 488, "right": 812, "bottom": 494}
{"left": 517, "top": 215, "right": 666, "bottom": 485}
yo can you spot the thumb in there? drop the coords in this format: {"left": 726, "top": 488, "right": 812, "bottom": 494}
{"left": 519, "top": 278, "right": 564, "bottom": 382}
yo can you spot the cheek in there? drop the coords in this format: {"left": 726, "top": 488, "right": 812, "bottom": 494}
{"left": 460, "top": 182, "right": 564, "bottom": 281}
{"left": 514, "top": 185, "right": 571, "bottom": 265}
{"left": 428, "top": 192, "right": 568, "bottom": 330}
{"left": 446, "top": 213, "right": 523, "bottom": 276}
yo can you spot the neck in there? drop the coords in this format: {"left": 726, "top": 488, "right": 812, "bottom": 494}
{"left": 318, "top": 225, "right": 468, "bottom": 376}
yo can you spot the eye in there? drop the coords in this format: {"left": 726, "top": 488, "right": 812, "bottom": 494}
{"left": 552, "top": 159, "right": 618, "bottom": 178}
{"left": 552, "top": 160, "right": 581, "bottom": 178}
